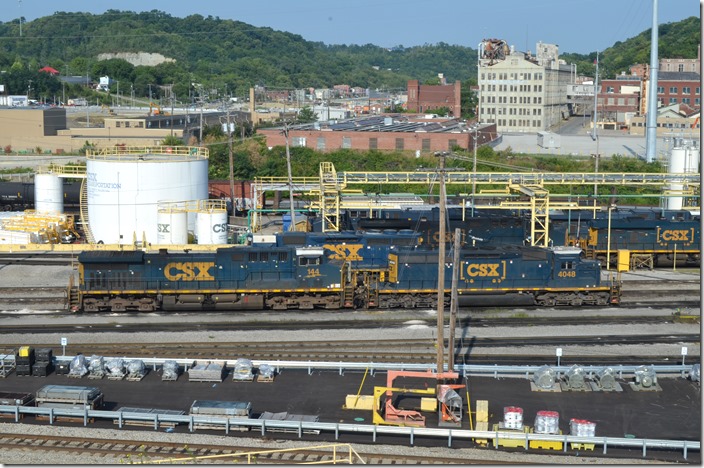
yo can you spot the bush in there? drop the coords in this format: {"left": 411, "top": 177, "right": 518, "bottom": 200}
{"left": 4, "top": 145, "right": 11, "bottom": 154}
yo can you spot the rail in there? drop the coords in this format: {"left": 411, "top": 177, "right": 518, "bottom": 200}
{"left": 0, "top": 405, "right": 697, "bottom": 460}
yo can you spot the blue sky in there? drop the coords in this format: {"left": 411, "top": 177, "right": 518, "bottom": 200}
{"left": 2, "top": 0, "right": 699, "bottom": 54}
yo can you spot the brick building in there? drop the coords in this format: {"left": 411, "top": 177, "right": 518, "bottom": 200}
{"left": 406, "top": 79, "right": 461, "bottom": 117}
{"left": 258, "top": 115, "right": 498, "bottom": 153}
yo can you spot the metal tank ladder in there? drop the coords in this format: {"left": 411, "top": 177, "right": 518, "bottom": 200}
{"left": 79, "top": 178, "right": 96, "bottom": 244}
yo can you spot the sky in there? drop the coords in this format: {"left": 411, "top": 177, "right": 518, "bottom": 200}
{"left": 1, "top": 0, "right": 700, "bottom": 55}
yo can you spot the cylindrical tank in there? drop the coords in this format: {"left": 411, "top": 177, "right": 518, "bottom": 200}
{"left": 85, "top": 149, "right": 208, "bottom": 244}
{"left": 196, "top": 202, "right": 228, "bottom": 245}
{"left": 666, "top": 144, "right": 700, "bottom": 210}
{"left": 34, "top": 174, "right": 64, "bottom": 214}
{"left": 156, "top": 203, "right": 188, "bottom": 245}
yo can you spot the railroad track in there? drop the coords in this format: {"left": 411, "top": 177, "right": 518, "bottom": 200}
{"left": 0, "top": 433, "right": 511, "bottom": 464}
{"left": 0, "top": 253, "right": 76, "bottom": 266}
{"left": 1, "top": 333, "right": 698, "bottom": 364}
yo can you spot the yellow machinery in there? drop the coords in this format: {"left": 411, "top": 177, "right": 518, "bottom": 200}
{"left": 372, "top": 370, "right": 462, "bottom": 427}
{"left": 372, "top": 386, "right": 435, "bottom": 427}
{"left": 148, "top": 102, "right": 168, "bottom": 116}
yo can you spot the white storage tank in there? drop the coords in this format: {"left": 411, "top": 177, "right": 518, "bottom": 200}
{"left": 156, "top": 202, "right": 189, "bottom": 245}
{"left": 666, "top": 142, "right": 699, "bottom": 210}
{"left": 34, "top": 174, "right": 64, "bottom": 214}
{"left": 85, "top": 148, "right": 208, "bottom": 244}
{"left": 196, "top": 200, "right": 228, "bottom": 245}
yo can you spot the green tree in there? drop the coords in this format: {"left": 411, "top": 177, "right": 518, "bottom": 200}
{"left": 296, "top": 106, "right": 317, "bottom": 123}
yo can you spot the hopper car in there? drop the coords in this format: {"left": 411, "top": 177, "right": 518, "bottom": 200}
{"left": 71, "top": 230, "right": 620, "bottom": 312}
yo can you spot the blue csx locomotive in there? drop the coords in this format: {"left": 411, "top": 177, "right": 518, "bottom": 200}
{"left": 73, "top": 230, "right": 621, "bottom": 312}
{"left": 334, "top": 206, "right": 701, "bottom": 266}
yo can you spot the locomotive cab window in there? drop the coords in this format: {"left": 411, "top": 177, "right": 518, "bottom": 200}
{"left": 299, "top": 256, "right": 321, "bottom": 266}
{"left": 558, "top": 261, "right": 577, "bottom": 278}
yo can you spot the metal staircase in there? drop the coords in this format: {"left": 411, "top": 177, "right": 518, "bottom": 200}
{"left": 79, "top": 178, "right": 96, "bottom": 244}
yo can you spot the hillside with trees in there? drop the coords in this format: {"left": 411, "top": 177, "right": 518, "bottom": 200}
{"left": 0, "top": 10, "right": 698, "bottom": 107}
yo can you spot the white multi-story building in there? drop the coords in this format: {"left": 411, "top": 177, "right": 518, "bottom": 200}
{"left": 477, "top": 40, "right": 574, "bottom": 133}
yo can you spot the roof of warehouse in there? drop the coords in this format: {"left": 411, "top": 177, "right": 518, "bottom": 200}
{"left": 283, "top": 115, "right": 484, "bottom": 134}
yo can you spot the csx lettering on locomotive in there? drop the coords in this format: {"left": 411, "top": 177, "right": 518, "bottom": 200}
{"left": 323, "top": 244, "right": 364, "bottom": 261}
{"left": 462, "top": 261, "right": 507, "bottom": 279}
{"left": 658, "top": 228, "right": 694, "bottom": 244}
{"left": 164, "top": 262, "right": 215, "bottom": 281}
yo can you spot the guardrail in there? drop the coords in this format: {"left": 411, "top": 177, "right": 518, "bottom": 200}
{"left": 42, "top": 355, "right": 699, "bottom": 379}
{"left": 0, "top": 405, "right": 698, "bottom": 460}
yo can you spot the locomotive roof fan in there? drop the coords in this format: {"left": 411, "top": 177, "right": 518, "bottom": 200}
{"left": 690, "top": 364, "right": 700, "bottom": 383}
{"left": 596, "top": 367, "right": 617, "bottom": 391}
{"left": 564, "top": 364, "right": 586, "bottom": 390}
{"left": 532, "top": 365, "right": 556, "bottom": 390}
{"left": 634, "top": 365, "right": 657, "bottom": 388}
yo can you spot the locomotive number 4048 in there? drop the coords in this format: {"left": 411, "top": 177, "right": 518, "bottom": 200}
{"left": 557, "top": 270, "right": 577, "bottom": 278}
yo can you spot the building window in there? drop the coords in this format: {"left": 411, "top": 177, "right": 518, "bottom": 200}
{"left": 292, "top": 137, "right": 306, "bottom": 147}
{"left": 697, "top": 88, "right": 700, "bottom": 95}
{"left": 657, "top": 86, "right": 664, "bottom": 94}
{"left": 137, "top": 122, "right": 144, "bottom": 128}
{"left": 316, "top": 137, "right": 326, "bottom": 150}
{"left": 669, "top": 86, "right": 678, "bottom": 94}
{"left": 422, "top": 139, "right": 431, "bottom": 151}
{"left": 124, "top": 121, "right": 130, "bottom": 128}
{"left": 395, "top": 138, "right": 404, "bottom": 150}
{"left": 683, "top": 87, "right": 691, "bottom": 94}
{"left": 606, "top": 86, "right": 614, "bottom": 93}
{"left": 448, "top": 139, "right": 457, "bottom": 150}
{"left": 696, "top": 98, "right": 700, "bottom": 106}
{"left": 678, "top": 64, "right": 684, "bottom": 72}
{"left": 341, "top": 137, "right": 351, "bottom": 149}
{"left": 369, "top": 138, "right": 377, "bottom": 150}
{"left": 115, "top": 121, "right": 121, "bottom": 128}
{"left": 682, "top": 98, "right": 690, "bottom": 104}
{"left": 669, "top": 97, "right": 677, "bottom": 104}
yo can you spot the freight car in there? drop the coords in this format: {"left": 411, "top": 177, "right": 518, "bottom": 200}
{"left": 329, "top": 205, "right": 700, "bottom": 267}
{"left": 71, "top": 230, "right": 620, "bottom": 312}
{"left": 0, "top": 181, "right": 82, "bottom": 212}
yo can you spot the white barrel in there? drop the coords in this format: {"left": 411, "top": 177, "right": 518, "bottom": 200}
{"left": 34, "top": 174, "right": 64, "bottom": 214}
{"left": 196, "top": 207, "right": 228, "bottom": 244}
{"left": 156, "top": 207, "right": 188, "bottom": 245}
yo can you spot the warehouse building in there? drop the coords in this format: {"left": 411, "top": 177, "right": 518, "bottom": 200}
{"left": 258, "top": 115, "right": 499, "bottom": 153}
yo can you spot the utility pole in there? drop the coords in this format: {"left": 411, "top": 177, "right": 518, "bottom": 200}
{"left": 226, "top": 108, "right": 235, "bottom": 217}
{"left": 170, "top": 84, "right": 175, "bottom": 137}
{"left": 435, "top": 151, "right": 447, "bottom": 377}
{"left": 283, "top": 122, "right": 296, "bottom": 231}
{"left": 592, "top": 51, "right": 600, "bottom": 202}
{"left": 448, "top": 227, "right": 461, "bottom": 372}
{"left": 472, "top": 127, "right": 478, "bottom": 217}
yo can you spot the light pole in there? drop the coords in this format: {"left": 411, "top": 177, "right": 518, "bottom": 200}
{"left": 472, "top": 127, "right": 478, "bottom": 217}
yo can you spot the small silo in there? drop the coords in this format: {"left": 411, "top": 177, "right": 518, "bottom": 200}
{"left": 196, "top": 200, "right": 229, "bottom": 245}
{"left": 34, "top": 173, "right": 64, "bottom": 214}
{"left": 85, "top": 147, "right": 209, "bottom": 244}
{"left": 156, "top": 201, "right": 189, "bottom": 245}
{"left": 666, "top": 140, "right": 699, "bottom": 210}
